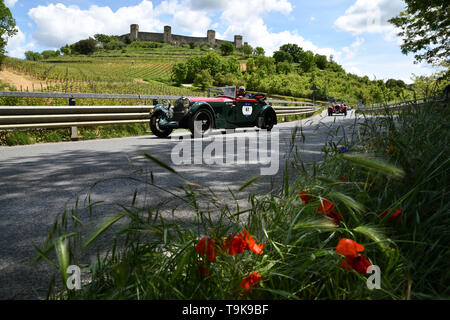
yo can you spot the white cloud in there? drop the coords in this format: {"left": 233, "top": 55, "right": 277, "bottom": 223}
{"left": 217, "top": 0, "right": 337, "bottom": 58}
{"left": 342, "top": 37, "right": 365, "bottom": 60}
{"left": 334, "top": 0, "right": 405, "bottom": 40}
{"left": 5, "top": 0, "right": 19, "bottom": 8}
{"left": 185, "top": 0, "right": 228, "bottom": 11}
{"left": 28, "top": 1, "right": 165, "bottom": 48}
{"left": 4, "top": 26, "right": 35, "bottom": 59}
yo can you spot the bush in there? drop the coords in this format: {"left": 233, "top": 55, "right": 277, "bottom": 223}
{"left": 220, "top": 42, "right": 234, "bottom": 56}
{"left": 104, "top": 40, "right": 125, "bottom": 51}
{"left": 25, "top": 51, "right": 42, "bottom": 61}
{"left": 6, "top": 131, "right": 32, "bottom": 146}
{"left": 193, "top": 69, "right": 213, "bottom": 90}
{"left": 73, "top": 38, "right": 97, "bottom": 55}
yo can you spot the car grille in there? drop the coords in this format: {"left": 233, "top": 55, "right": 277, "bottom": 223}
{"left": 174, "top": 98, "right": 189, "bottom": 121}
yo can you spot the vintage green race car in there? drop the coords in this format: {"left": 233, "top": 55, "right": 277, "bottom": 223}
{"left": 149, "top": 86, "right": 277, "bottom": 138}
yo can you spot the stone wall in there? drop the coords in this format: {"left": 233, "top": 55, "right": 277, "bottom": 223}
{"left": 119, "top": 25, "right": 244, "bottom": 49}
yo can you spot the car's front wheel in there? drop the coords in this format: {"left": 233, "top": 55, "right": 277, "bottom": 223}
{"left": 150, "top": 111, "right": 173, "bottom": 138}
{"left": 262, "top": 111, "right": 276, "bottom": 131}
{"left": 189, "top": 109, "right": 214, "bottom": 137}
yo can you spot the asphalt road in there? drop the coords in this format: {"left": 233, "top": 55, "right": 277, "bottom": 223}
{"left": 0, "top": 110, "right": 359, "bottom": 299}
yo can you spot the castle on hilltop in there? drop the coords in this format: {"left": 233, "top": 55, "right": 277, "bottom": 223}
{"left": 119, "top": 24, "right": 245, "bottom": 49}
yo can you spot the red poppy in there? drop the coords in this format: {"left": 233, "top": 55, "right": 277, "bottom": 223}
{"left": 198, "top": 260, "right": 209, "bottom": 279}
{"left": 327, "top": 210, "right": 343, "bottom": 225}
{"left": 240, "top": 272, "right": 262, "bottom": 292}
{"left": 225, "top": 233, "right": 247, "bottom": 255}
{"left": 381, "top": 209, "right": 403, "bottom": 222}
{"left": 387, "top": 145, "right": 394, "bottom": 153}
{"left": 318, "top": 198, "right": 335, "bottom": 214}
{"left": 317, "top": 198, "right": 342, "bottom": 225}
{"left": 340, "top": 253, "right": 371, "bottom": 274}
{"left": 339, "top": 177, "right": 348, "bottom": 181}
{"left": 195, "top": 237, "right": 219, "bottom": 262}
{"left": 242, "top": 229, "right": 264, "bottom": 255}
{"left": 336, "top": 238, "right": 365, "bottom": 258}
{"left": 299, "top": 190, "right": 311, "bottom": 204}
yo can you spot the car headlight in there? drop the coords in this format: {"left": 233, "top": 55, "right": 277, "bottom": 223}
{"left": 182, "top": 98, "right": 190, "bottom": 109}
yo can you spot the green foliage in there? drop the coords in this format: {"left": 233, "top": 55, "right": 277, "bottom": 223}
{"left": 73, "top": 38, "right": 97, "bottom": 55}
{"left": 60, "top": 45, "right": 71, "bottom": 56}
{"left": 243, "top": 43, "right": 253, "bottom": 56}
{"left": 276, "top": 61, "right": 293, "bottom": 75}
{"left": 94, "top": 34, "right": 114, "bottom": 44}
{"left": 25, "top": 51, "right": 43, "bottom": 61}
{"left": 300, "top": 51, "right": 315, "bottom": 73}
{"left": 273, "top": 50, "right": 293, "bottom": 63}
{"left": 194, "top": 69, "right": 213, "bottom": 90}
{"left": 172, "top": 62, "right": 188, "bottom": 85}
{"left": 0, "top": 0, "right": 17, "bottom": 64}
{"left": 104, "top": 39, "right": 125, "bottom": 51}
{"left": 389, "top": 0, "right": 449, "bottom": 65}
{"left": 220, "top": 42, "right": 234, "bottom": 56}
{"left": 5, "top": 131, "right": 32, "bottom": 145}
{"left": 253, "top": 47, "right": 265, "bottom": 56}
{"left": 314, "top": 54, "right": 328, "bottom": 70}
{"left": 172, "top": 52, "right": 241, "bottom": 84}
{"left": 41, "top": 50, "right": 61, "bottom": 59}
{"left": 279, "top": 44, "right": 303, "bottom": 63}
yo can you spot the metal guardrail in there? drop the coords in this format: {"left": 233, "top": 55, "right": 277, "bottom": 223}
{"left": 356, "top": 95, "right": 443, "bottom": 113}
{"left": 0, "top": 91, "right": 319, "bottom": 133}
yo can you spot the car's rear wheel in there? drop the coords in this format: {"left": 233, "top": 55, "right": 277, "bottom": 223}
{"left": 150, "top": 112, "right": 173, "bottom": 138}
{"left": 189, "top": 109, "right": 214, "bottom": 137}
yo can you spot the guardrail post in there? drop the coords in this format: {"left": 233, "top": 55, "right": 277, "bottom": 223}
{"left": 69, "top": 97, "right": 78, "bottom": 141}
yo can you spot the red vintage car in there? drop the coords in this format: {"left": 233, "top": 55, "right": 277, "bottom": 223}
{"left": 328, "top": 101, "right": 348, "bottom": 116}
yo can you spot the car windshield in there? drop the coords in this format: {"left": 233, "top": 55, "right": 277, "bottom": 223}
{"left": 211, "top": 86, "right": 236, "bottom": 99}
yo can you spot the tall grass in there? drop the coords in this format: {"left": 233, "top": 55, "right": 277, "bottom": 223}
{"left": 34, "top": 100, "right": 449, "bottom": 299}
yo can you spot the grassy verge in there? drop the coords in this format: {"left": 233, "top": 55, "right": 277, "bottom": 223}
{"left": 33, "top": 100, "right": 449, "bottom": 299}
{"left": 0, "top": 124, "right": 151, "bottom": 146}
{"left": 32, "top": 99, "right": 450, "bottom": 299}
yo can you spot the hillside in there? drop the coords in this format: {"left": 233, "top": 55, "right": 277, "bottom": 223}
{"left": 1, "top": 38, "right": 413, "bottom": 106}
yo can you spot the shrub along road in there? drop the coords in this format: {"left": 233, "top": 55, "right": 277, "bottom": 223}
{"left": 0, "top": 110, "right": 358, "bottom": 299}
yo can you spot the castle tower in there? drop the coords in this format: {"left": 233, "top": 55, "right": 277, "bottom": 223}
{"left": 130, "top": 24, "right": 139, "bottom": 40}
{"left": 164, "top": 26, "right": 172, "bottom": 43}
{"left": 207, "top": 30, "right": 216, "bottom": 46}
{"left": 234, "top": 35, "right": 243, "bottom": 49}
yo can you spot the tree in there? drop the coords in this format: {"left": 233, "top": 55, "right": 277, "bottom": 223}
{"left": 24, "top": 51, "right": 42, "bottom": 61}
{"left": 41, "top": 50, "right": 60, "bottom": 59}
{"left": 300, "top": 51, "right": 315, "bottom": 72}
{"left": 0, "top": 0, "right": 17, "bottom": 65}
{"left": 60, "top": 45, "right": 71, "bottom": 55}
{"left": 94, "top": 34, "right": 114, "bottom": 44}
{"left": 172, "top": 62, "right": 188, "bottom": 85}
{"left": 220, "top": 42, "right": 234, "bottom": 56}
{"left": 279, "top": 44, "right": 303, "bottom": 63}
{"left": 314, "top": 54, "right": 328, "bottom": 70}
{"left": 253, "top": 47, "right": 265, "bottom": 56}
{"left": 273, "top": 50, "right": 293, "bottom": 63}
{"left": 242, "top": 43, "right": 253, "bottom": 56}
{"left": 194, "top": 69, "right": 213, "bottom": 90}
{"left": 73, "top": 38, "right": 97, "bottom": 55}
{"left": 389, "top": 0, "right": 449, "bottom": 65}
{"left": 276, "top": 61, "right": 293, "bottom": 75}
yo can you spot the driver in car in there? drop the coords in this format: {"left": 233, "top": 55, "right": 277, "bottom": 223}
{"left": 237, "top": 86, "right": 251, "bottom": 98}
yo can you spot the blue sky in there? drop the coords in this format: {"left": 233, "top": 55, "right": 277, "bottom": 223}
{"left": 4, "top": 0, "right": 440, "bottom": 83}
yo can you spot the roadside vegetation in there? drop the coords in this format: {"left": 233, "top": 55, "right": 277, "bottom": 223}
{"left": 33, "top": 84, "right": 449, "bottom": 299}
